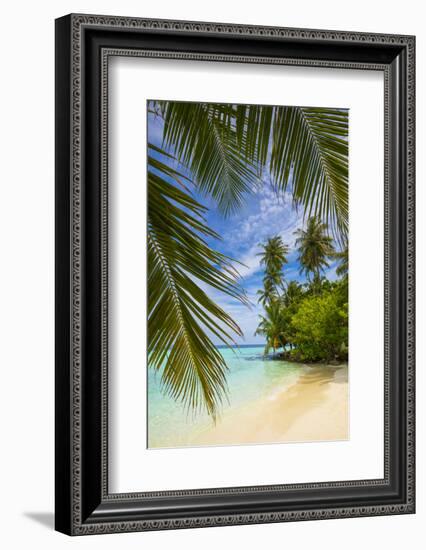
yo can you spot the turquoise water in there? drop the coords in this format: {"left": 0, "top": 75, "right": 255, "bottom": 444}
{"left": 147, "top": 345, "right": 303, "bottom": 448}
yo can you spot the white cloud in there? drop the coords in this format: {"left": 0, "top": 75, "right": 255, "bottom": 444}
{"left": 237, "top": 243, "right": 262, "bottom": 279}
{"left": 229, "top": 185, "right": 304, "bottom": 280}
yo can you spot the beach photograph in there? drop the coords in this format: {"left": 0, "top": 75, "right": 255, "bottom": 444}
{"left": 147, "top": 100, "right": 349, "bottom": 449}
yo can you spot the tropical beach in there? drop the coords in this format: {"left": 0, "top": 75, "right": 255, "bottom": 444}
{"left": 148, "top": 346, "right": 348, "bottom": 449}
{"left": 147, "top": 99, "right": 349, "bottom": 449}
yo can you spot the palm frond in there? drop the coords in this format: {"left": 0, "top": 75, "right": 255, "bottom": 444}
{"left": 271, "top": 107, "right": 348, "bottom": 240}
{"left": 148, "top": 146, "right": 248, "bottom": 417}
{"left": 158, "top": 101, "right": 260, "bottom": 216}
{"left": 233, "top": 105, "right": 348, "bottom": 241}
{"left": 155, "top": 101, "right": 348, "bottom": 240}
{"left": 334, "top": 246, "right": 349, "bottom": 277}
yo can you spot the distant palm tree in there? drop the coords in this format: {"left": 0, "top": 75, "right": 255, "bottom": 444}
{"left": 148, "top": 101, "right": 348, "bottom": 416}
{"left": 334, "top": 246, "right": 349, "bottom": 277}
{"left": 255, "top": 301, "right": 287, "bottom": 356}
{"left": 257, "top": 277, "right": 279, "bottom": 307}
{"left": 258, "top": 236, "right": 289, "bottom": 276}
{"left": 282, "top": 280, "right": 305, "bottom": 307}
{"left": 294, "top": 217, "right": 334, "bottom": 287}
{"left": 257, "top": 236, "right": 289, "bottom": 299}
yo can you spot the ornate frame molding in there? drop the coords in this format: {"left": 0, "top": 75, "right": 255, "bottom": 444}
{"left": 55, "top": 14, "right": 415, "bottom": 535}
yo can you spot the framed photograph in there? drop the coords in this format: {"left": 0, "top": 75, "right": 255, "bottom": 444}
{"left": 55, "top": 14, "right": 415, "bottom": 535}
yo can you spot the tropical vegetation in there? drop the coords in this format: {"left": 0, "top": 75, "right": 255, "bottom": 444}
{"left": 255, "top": 221, "right": 348, "bottom": 363}
{"left": 148, "top": 100, "right": 348, "bottom": 416}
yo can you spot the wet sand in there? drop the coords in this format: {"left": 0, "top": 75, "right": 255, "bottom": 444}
{"left": 192, "top": 365, "right": 348, "bottom": 446}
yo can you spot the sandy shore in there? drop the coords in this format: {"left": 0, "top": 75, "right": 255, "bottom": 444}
{"left": 191, "top": 365, "right": 348, "bottom": 446}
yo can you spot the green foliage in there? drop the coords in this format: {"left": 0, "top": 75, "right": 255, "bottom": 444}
{"left": 334, "top": 246, "right": 349, "bottom": 277}
{"left": 257, "top": 236, "right": 289, "bottom": 305}
{"left": 257, "top": 278, "right": 279, "bottom": 307}
{"left": 256, "top": 230, "right": 348, "bottom": 363}
{"left": 154, "top": 101, "right": 348, "bottom": 239}
{"left": 148, "top": 145, "right": 248, "bottom": 417}
{"left": 282, "top": 280, "right": 305, "bottom": 307}
{"left": 156, "top": 101, "right": 260, "bottom": 216}
{"left": 231, "top": 104, "right": 349, "bottom": 240}
{"left": 290, "top": 281, "right": 348, "bottom": 362}
{"left": 255, "top": 301, "right": 289, "bottom": 355}
{"left": 294, "top": 216, "right": 335, "bottom": 284}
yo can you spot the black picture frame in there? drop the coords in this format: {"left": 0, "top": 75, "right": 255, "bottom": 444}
{"left": 55, "top": 13, "right": 415, "bottom": 535}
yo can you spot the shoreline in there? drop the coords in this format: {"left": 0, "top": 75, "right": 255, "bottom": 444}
{"left": 192, "top": 365, "right": 348, "bottom": 447}
{"left": 268, "top": 353, "right": 347, "bottom": 367}
{"left": 151, "top": 364, "right": 348, "bottom": 449}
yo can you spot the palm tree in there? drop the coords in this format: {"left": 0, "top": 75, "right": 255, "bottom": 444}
{"left": 334, "top": 246, "right": 349, "bottom": 277}
{"left": 255, "top": 301, "right": 287, "bottom": 356}
{"left": 258, "top": 237, "right": 289, "bottom": 282}
{"left": 294, "top": 217, "right": 335, "bottom": 287}
{"left": 256, "top": 277, "right": 279, "bottom": 307}
{"left": 148, "top": 101, "right": 348, "bottom": 416}
{"left": 256, "top": 236, "right": 288, "bottom": 341}
{"left": 283, "top": 280, "right": 305, "bottom": 307}
{"left": 257, "top": 236, "right": 289, "bottom": 304}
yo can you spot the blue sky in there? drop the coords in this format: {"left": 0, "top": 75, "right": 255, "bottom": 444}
{"left": 148, "top": 108, "right": 339, "bottom": 345}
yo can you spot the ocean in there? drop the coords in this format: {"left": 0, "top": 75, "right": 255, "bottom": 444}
{"left": 147, "top": 345, "right": 304, "bottom": 449}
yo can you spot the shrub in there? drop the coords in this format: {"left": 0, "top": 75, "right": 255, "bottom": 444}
{"left": 290, "top": 287, "right": 348, "bottom": 362}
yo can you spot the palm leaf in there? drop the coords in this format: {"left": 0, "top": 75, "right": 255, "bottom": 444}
{"left": 230, "top": 105, "right": 349, "bottom": 241}
{"left": 156, "top": 101, "right": 260, "bottom": 216}
{"left": 155, "top": 101, "right": 348, "bottom": 239}
{"left": 272, "top": 107, "right": 348, "bottom": 240}
{"left": 148, "top": 145, "right": 247, "bottom": 417}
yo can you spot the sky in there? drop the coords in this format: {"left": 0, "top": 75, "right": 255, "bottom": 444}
{"left": 148, "top": 106, "right": 339, "bottom": 345}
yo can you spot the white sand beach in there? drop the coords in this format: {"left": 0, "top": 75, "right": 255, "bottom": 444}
{"left": 191, "top": 365, "right": 348, "bottom": 447}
